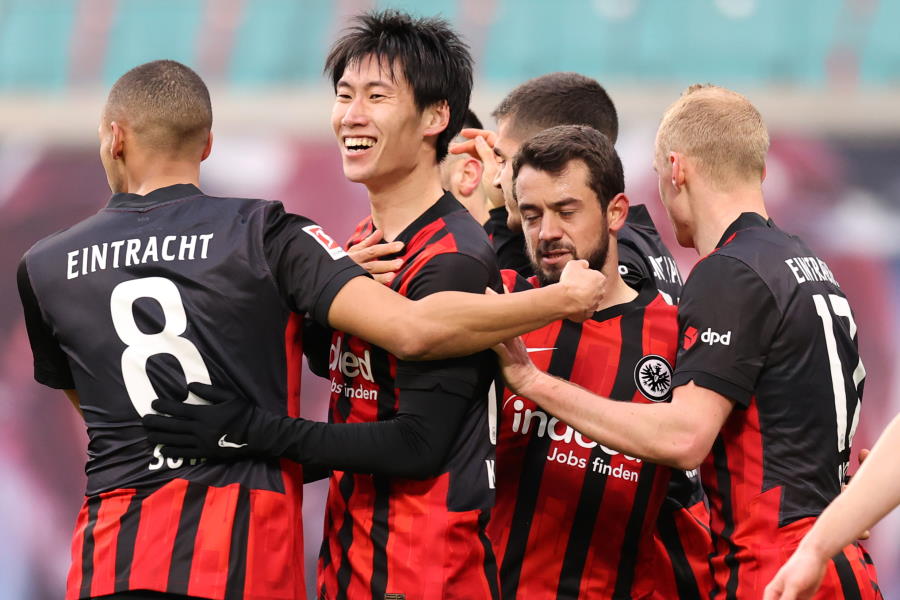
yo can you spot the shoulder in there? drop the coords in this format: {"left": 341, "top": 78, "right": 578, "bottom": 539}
{"left": 427, "top": 209, "right": 498, "bottom": 268}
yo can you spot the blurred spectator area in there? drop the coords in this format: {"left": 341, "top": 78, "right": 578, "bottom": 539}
{"left": 1, "top": 0, "right": 899, "bottom": 89}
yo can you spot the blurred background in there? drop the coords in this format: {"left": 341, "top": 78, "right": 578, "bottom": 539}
{"left": 2, "top": 0, "right": 899, "bottom": 598}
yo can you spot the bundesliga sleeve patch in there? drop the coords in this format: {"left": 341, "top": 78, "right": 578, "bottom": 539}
{"left": 303, "top": 225, "right": 348, "bottom": 260}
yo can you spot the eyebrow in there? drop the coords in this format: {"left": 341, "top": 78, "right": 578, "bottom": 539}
{"left": 336, "top": 79, "right": 395, "bottom": 91}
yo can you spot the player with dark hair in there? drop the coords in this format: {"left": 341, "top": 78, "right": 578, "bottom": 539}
{"left": 489, "top": 124, "right": 682, "bottom": 599}
{"left": 17, "top": 59, "right": 603, "bottom": 600}
{"left": 449, "top": 72, "right": 706, "bottom": 598}
{"left": 143, "top": 11, "right": 554, "bottom": 600}
{"left": 451, "top": 71, "right": 683, "bottom": 302}
{"left": 495, "top": 85, "right": 881, "bottom": 599}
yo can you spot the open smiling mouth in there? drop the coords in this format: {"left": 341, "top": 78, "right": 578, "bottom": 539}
{"left": 344, "top": 136, "right": 377, "bottom": 153}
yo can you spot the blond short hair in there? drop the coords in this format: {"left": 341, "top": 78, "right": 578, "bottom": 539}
{"left": 656, "top": 84, "right": 769, "bottom": 188}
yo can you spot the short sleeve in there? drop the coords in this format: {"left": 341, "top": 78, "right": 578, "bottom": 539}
{"left": 396, "top": 253, "right": 498, "bottom": 398}
{"left": 672, "top": 254, "right": 781, "bottom": 407}
{"left": 17, "top": 257, "right": 75, "bottom": 389}
{"left": 617, "top": 241, "right": 652, "bottom": 290}
{"left": 262, "top": 203, "right": 369, "bottom": 326}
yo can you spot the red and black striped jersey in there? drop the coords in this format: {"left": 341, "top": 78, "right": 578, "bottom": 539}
{"left": 653, "top": 490, "right": 713, "bottom": 600}
{"left": 17, "top": 184, "right": 366, "bottom": 599}
{"left": 317, "top": 192, "right": 501, "bottom": 600}
{"left": 673, "top": 212, "right": 881, "bottom": 599}
{"left": 490, "top": 270, "right": 679, "bottom": 599}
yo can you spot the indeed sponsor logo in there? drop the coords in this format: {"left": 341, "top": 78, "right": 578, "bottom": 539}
{"left": 508, "top": 397, "right": 641, "bottom": 481}
{"left": 700, "top": 328, "right": 732, "bottom": 346}
{"left": 329, "top": 336, "right": 374, "bottom": 382}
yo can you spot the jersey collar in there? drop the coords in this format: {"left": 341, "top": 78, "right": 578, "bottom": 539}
{"left": 393, "top": 191, "right": 464, "bottom": 246}
{"left": 107, "top": 183, "right": 203, "bottom": 210}
{"left": 591, "top": 275, "right": 659, "bottom": 322}
{"left": 716, "top": 212, "right": 774, "bottom": 249}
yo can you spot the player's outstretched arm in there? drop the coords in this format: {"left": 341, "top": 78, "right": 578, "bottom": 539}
{"left": 495, "top": 337, "right": 733, "bottom": 470}
{"left": 144, "top": 382, "right": 469, "bottom": 479}
{"left": 763, "top": 413, "right": 900, "bottom": 600}
{"left": 328, "top": 259, "right": 604, "bottom": 361}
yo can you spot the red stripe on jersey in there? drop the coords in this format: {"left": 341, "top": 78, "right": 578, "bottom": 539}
{"left": 129, "top": 479, "right": 188, "bottom": 592}
{"left": 284, "top": 313, "right": 303, "bottom": 419}
{"left": 67, "top": 501, "right": 90, "bottom": 600}
{"left": 244, "top": 487, "right": 306, "bottom": 599}
{"left": 347, "top": 216, "right": 375, "bottom": 248}
{"left": 396, "top": 220, "right": 457, "bottom": 297}
{"left": 89, "top": 489, "right": 136, "bottom": 597}
{"left": 186, "top": 484, "right": 239, "bottom": 599}
{"left": 704, "top": 396, "right": 769, "bottom": 597}
{"left": 654, "top": 500, "right": 714, "bottom": 599}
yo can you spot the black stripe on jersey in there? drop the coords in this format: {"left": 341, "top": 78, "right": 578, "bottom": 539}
{"left": 556, "top": 308, "right": 644, "bottom": 596}
{"left": 512, "top": 276, "right": 533, "bottom": 293}
{"left": 370, "top": 476, "right": 391, "bottom": 600}
{"left": 168, "top": 482, "right": 208, "bottom": 595}
{"left": 655, "top": 508, "right": 702, "bottom": 600}
{"left": 709, "top": 437, "right": 741, "bottom": 600}
{"left": 613, "top": 463, "right": 657, "bottom": 597}
{"left": 833, "top": 550, "right": 863, "bottom": 600}
{"left": 500, "top": 319, "right": 583, "bottom": 600}
{"left": 79, "top": 494, "right": 103, "bottom": 599}
{"left": 224, "top": 485, "right": 251, "bottom": 600}
{"left": 369, "top": 346, "right": 394, "bottom": 598}
{"left": 114, "top": 491, "right": 148, "bottom": 592}
{"left": 390, "top": 228, "right": 451, "bottom": 291}
{"left": 555, "top": 445, "right": 609, "bottom": 598}
{"left": 478, "top": 509, "right": 501, "bottom": 600}
{"left": 335, "top": 472, "right": 356, "bottom": 600}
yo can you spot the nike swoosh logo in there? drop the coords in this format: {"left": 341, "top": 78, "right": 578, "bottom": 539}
{"left": 526, "top": 347, "right": 557, "bottom": 353}
{"left": 218, "top": 434, "right": 248, "bottom": 449}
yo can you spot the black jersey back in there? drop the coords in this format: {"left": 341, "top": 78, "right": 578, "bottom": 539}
{"left": 672, "top": 212, "right": 876, "bottom": 598}
{"left": 18, "top": 183, "right": 365, "bottom": 599}
{"left": 618, "top": 204, "right": 683, "bottom": 304}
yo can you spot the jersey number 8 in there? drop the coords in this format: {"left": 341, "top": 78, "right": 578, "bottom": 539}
{"left": 110, "top": 277, "right": 211, "bottom": 417}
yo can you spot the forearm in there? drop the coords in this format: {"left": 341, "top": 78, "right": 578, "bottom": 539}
{"left": 408, "top": 286, "right": 573, "bottom": 360}
{"left": 252, "top": 387, "right": 469, "bottom": 478}
{"left": 798, "top": 414, "right": 900, "bottom": 559}
{"left": 516, "top": 372, "right": 697, "bottom": 468}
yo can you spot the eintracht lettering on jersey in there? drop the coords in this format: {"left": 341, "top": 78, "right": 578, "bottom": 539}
{"left": 506, "top": 396, "right": 641, "bottom": 482}
{"left": 66, "top": 233, "right": 214, "bottom": 280}
{"left": 784, "top": 255, "right": 840, "bottom": 286}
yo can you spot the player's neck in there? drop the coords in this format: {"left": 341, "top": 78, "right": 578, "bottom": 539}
{"left": 122, "top": 160, "right": 201, "bottom": 196}
{"left": 367, "top": 162, "right": 445, "bottom": 241}
{"left": 692, "top": 185, "right": 767, "bottom": 256}
{"left": 595, "top": 241, "right": 638, "bottom": 312}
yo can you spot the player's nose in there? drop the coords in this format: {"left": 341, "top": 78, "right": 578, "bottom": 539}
{"left": 341, "top": 97, "right": 369, "bottom": 127}
{"left": 538, "top": 215, "right": 563, "bottom": 241}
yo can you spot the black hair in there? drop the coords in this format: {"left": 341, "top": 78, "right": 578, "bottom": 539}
{"left": 325, "top": 10, "right": 473, "bottom": 161}
{"left": 493, "top": 72, "right": 618, "bottom": 143}
{"left": 513, "top": 125, "right": 624, "bottom": 210}
{"left": 462, "top": 108, "right": 483, "bottom": 130}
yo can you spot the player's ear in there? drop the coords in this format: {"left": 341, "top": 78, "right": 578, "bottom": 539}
{"left": 110, "top": 122, "right": 125, "bottom": 161}
{"left": 457, "top": 157, "right": 484, "bottom": 197}
{"left": 201, "top": 131, "right": 213, "bottom": 162}
{"left": 606, "top": 193, "right": 629, "bottom": 233}
{"left": 760, "top": 163, "right": 766, "bottom": 183}
{"left": 669, "top": 152, "right": 686, "bottom": 191}
{"left": 423, "top": 100, "right": 450, "bottom": 138}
